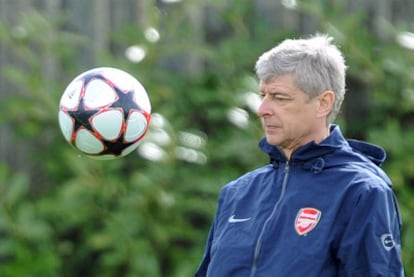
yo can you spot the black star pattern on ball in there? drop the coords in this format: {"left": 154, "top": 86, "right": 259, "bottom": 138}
{"left": 68, "top": 72, "right": 143, "bottom": 157}
{"left": 110, "top": 86, "right": 142, "bottom": 120}
{"left": 97, "top": 88, "right": 141, "bottom": 156}
{"left": 98, "top": 134, "right": 136, "bottom": 156}
{"left": 67, "top": 72, "right": 105, "bottom": 133}
{"left": 67, "top": 95, "right": 99, "bottom": 133}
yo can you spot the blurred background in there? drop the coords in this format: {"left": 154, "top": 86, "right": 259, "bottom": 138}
{"left": 1, "top": 0, "right": 413, "bottom": 276}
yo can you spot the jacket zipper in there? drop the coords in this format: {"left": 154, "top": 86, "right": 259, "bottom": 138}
{"left": 249, "top": 161, "right": 290, "bottom": 277}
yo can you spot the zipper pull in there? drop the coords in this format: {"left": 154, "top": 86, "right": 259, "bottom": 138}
{"left": 284, "top": 160, "right": 290, "bottom": 173}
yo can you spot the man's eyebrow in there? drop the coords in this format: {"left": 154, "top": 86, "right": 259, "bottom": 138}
{"left": 260, "top": 90, "right": 291, "bottom": 96}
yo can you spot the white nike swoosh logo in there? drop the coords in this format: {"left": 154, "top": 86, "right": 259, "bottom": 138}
{"left": 228, "top": 215, "right": 251, "bottom": 223}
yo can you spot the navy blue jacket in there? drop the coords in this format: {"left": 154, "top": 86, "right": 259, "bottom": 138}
{"left": 195, "top": 125, "right": 404, "bottom": 276}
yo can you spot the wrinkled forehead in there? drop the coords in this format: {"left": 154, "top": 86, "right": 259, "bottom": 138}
{"left": 259, "top": 73, "right": 295, "bottom": 86}
{"left": 259, "top": 74, "right": 303, "bottom": 94}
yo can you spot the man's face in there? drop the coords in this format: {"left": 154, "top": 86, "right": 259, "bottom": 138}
{"left": 257, "top": 74, "right": 324, "bottom": 157}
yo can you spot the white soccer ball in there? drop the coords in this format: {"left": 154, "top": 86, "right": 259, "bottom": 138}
{"left": 58, "top": 67, "right": 151, "bottom": 159}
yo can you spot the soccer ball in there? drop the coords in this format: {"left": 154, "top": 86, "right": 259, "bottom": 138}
{"left": 58, "top": 67, "right": 151, "bottom": 159}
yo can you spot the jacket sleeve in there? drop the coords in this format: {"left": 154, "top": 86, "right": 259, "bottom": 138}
{"left": 194, "top": 220, "right": 215, "bottom": 277}
{"left": 195, "top": 183, "right": 231, "bottom": 276}
{"left": 336, "top": 183, "right": 404, "bottom": 276}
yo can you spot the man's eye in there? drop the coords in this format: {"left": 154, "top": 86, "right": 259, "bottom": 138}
{"left": 259, "top": 93, "right": 290, "bottom": 102}
{"left": 272, "top": 95, "right": 289, "bottom": 102}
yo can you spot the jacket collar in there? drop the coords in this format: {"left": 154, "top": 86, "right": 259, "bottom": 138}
{"left": 259, "top": 124, "right": 387, "bottom": 167}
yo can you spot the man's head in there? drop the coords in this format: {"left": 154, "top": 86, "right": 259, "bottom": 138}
{"left": 255, "top": 34, "right": 346, "bottom": 125}
{"left": 255, "top": 34, "right": 346, "bottom": 157}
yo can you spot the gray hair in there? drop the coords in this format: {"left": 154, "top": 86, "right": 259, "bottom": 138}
{"left": 255, "top": 34, "right": 346, "bottom": 124}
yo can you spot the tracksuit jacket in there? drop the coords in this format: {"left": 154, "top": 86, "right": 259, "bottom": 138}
{"left": 195, "top": 125, "right": 404, "bottom": 276}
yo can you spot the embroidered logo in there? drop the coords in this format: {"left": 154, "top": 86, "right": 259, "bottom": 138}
{"left": 381, "top": 233, "right": 396, "bottom": 251}
{"left": 228, "top": 215, "right": 251, "bottom": 223}
{"left": 295, "top": 207, "right": 321, "bottom": 236}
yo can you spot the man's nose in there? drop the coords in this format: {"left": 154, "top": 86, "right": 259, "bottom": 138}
{"left": 256, "top": 98, "right": 271, "bottom": 117}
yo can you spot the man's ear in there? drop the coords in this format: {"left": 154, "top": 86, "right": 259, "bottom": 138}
{"left": 317, "top": 90, "right": 335, "bottom": 118}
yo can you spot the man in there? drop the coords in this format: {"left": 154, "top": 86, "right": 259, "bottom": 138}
{"left": 195, "top": 34, "right": 404, "bottom": 276}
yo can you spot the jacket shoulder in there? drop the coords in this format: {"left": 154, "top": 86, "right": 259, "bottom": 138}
{"left": 222, "top": 165, "right": 273, "bottom": 191}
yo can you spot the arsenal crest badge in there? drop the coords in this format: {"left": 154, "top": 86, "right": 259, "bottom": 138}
{"left": 295, "top": 207, "right": 321, "bottom": 236}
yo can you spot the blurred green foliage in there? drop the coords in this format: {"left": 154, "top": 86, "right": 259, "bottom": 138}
{"left": 0, "top": 0, "right": 413, "bottom": 276}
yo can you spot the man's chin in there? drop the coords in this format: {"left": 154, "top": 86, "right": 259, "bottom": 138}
{"left": 265, "top": 136, "right": 281, "bottom": 146}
